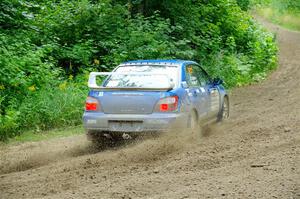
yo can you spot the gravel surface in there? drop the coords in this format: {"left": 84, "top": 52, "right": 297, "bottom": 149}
{"left": 0, "top": 19, "right": 299, "bottom": 199}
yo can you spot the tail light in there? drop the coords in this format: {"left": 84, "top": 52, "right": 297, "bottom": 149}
{"left": 155, "top": 96, "right": 179, "bottom": 112}
{"left": 85, "top": 97, "right": 99, "bottom": 111}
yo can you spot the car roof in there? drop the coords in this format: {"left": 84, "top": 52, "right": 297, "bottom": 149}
{"left": 120, "top": 59, "right": 197, "bottom": 67}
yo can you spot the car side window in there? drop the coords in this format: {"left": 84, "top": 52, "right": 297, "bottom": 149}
{"left": 192, "top": 65, "right": 210, "bottom": 87}
{"left": 185, "top": 65, "right": 200, "bottom": 87}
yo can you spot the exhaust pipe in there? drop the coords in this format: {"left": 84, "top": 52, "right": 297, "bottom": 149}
{"left": 122, "top": 133, "right": 132, "bottom": 140}
{"left": 103, "top": 133, "right": 113, "bottom": 139}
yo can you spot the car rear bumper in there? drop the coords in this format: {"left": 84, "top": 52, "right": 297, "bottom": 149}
{"left": 83, "top": 112, "right": 188, "bottom": 132}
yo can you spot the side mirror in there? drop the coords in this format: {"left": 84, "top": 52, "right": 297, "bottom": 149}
{"left": 181, "top": 81, "right": 188, "bottom": 88}
{"left": 213, "top": 78, "right": 223, "bottom": 85}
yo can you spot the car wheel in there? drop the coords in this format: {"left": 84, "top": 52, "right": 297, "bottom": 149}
{"left": 218, "top": 96, "right": 229, "bottom": 122}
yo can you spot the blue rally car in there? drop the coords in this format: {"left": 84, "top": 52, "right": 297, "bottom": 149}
{"left": 83, "top": 60, "right": 229, "bottom": 142}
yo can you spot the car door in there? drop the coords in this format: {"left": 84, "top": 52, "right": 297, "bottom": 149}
{"left": 185, "top": 65, "right": 209, "bottom": 120}
{"left": 194, "top": 66, "right": 221, "bottom": 119}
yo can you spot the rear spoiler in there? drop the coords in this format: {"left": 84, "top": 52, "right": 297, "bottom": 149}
{"left": 88, "top": 72, "right": 175, "bottom": 91}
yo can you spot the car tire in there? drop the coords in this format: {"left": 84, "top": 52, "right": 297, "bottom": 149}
{"left": 217, "top": 96, "right": 229, "bottom": 122}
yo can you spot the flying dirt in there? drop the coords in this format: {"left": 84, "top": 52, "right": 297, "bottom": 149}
{"left": 0, "top": 19, "right": 299, "bottom": 199}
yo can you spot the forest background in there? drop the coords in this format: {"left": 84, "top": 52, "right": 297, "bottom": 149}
{"left": 1, "top": 0, "right": 298, "bottom": 141}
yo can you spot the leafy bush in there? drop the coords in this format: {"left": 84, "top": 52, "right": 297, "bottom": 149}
{"left": 0, "top": 33, "right": 58, "bottom": 110}
{"left": 17, "top": 84, "right": 87, "bottom": 132}
{"left": 237, "top": 0, "right": 251, "bottom": 10}
{"left": 0, "top": 82, "right": 88, "bottom": 140}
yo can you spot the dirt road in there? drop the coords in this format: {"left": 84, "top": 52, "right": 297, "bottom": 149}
{"left": 0, "top": 20, "right": 299, "bottom": 199}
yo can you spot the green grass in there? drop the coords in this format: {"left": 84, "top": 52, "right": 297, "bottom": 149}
{"left": 255, "top": 7, "right": 300, "bottom": 31}
{"left": 6, "top": 125, "right": 84, "bottom": 144}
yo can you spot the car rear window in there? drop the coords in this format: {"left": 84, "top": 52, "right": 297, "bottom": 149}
{"left": 103, "top": 65, "right": 178, "bottom": 88}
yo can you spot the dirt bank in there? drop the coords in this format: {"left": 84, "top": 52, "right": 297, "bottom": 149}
{"left": 0, "top": 20, "right": 299, "bottom": 199}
